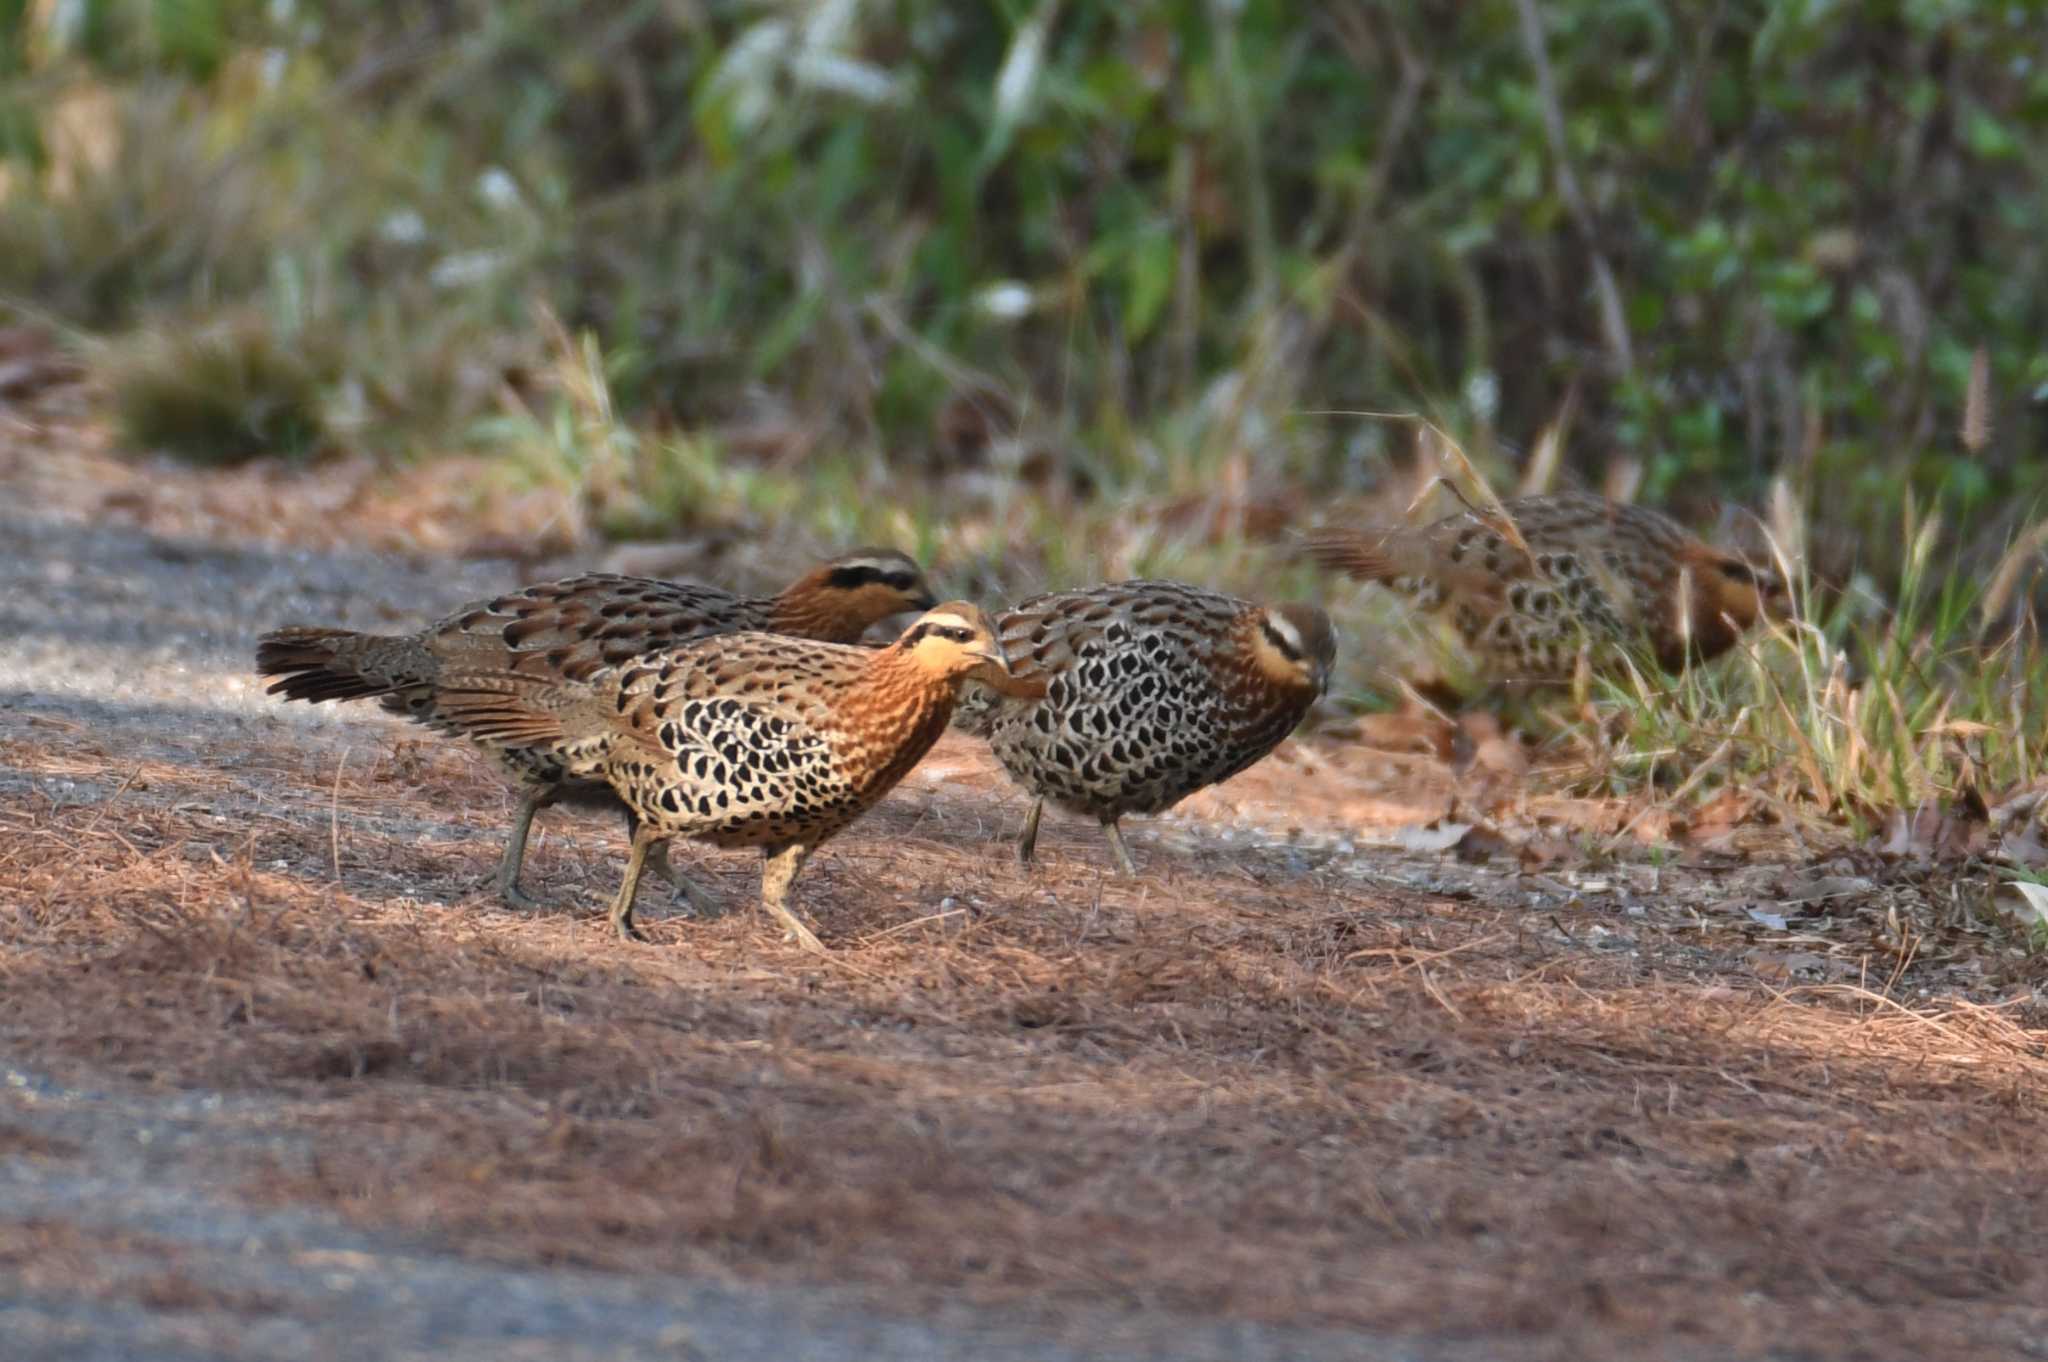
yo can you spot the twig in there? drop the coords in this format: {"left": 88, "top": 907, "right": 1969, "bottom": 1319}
{"left": 1511, "top": 0, "right": 1634, "bottom": 376}
{"left": 330, "top": 748, "right": 350, "bottom": 881}
{"left": 1344, "top": 933, "right": 1507, "bottom": 972}
{"left": 1412, "top": 963, "right": 1464, "bottom": 1023}
{"left": 77, "top": 767, "right": 143, "bottom": 839}
{"left": 862, "top": 907, "right": 969, "bottom": 941}
{"left": 1603, "top": 731, "right": 1737, "bottom": 852}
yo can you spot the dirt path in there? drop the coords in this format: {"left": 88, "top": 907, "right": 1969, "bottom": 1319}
{"left": 4, "top": 435, "right": 2047, "bottom": 1361}
{"left": 5, "top": 1063, "right": 1457, "bottom": 1362}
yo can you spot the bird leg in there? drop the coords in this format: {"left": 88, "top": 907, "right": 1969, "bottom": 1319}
{"left": 1016, "top": 798, "right": 1045, "bottom": 866}
{"left": 646, "top": 844, "right": 728, "bottom": 917}
{"left": 1102, "top": 818, "right": 1140, "bottom": 876}
{"left": 496, "top": 786, "right": 559, "bottom": 911}
{"left": 758, "top": 842, "right": 823, "bottom": 953}
{"left": 606, "top": 825, "right": 660, "bottom": 943}
{"left": 621, "top": 809, "right": 726, "bottom": 918}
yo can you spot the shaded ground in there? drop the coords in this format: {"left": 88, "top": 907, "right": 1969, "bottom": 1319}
{"left": 4, "top": 414, "right": 2048, "bottom": 1361}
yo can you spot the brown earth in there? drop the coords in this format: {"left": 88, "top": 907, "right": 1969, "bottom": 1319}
{"left": 4, "top": 395, "right": 2048, "bottom": 1361}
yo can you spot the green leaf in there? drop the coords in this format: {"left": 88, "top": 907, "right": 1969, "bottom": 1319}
{"left": 1122, "top": 224, "right": 1174, "bottom": 342}
{"left": 1964, "top": 108, "right": 2018, "bottom": 160}
{"left": 748, "top": 289, "right": 825, "bottom": 379}
{"left": 154, "top": 0, "right": 225, "bottom": 80}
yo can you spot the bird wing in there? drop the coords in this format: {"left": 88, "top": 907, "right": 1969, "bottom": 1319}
{"left": 423, "top": 574, "right": 767, "bottom": 681}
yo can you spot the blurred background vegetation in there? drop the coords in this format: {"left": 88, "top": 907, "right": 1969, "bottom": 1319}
{"left": 7, "top": 0, "right": 2048, "bottom": 823}
{"left": 6, "top": 0, "right": 2043, "bottom": 524}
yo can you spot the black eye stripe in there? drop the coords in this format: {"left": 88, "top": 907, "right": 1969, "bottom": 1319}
{"left": 908, "top": 624, "right": 978, "bottom": 645}
{"left": 828, "top": 563, "right": 923, "bottom": 592}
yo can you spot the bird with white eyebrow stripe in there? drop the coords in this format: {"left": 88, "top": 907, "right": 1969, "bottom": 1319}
{"left": 427, "top": 602, "right": 1041, "bottom": 950}
{"left": 255, "top": 549, "right": 938, "bottom": 912}
{"left": 953, "top": 581, "right": 1336, "bottom": 874}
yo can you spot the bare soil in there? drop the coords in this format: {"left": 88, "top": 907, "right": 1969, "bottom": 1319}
{"left": 4, "top": 400, "right": 2048, "bottom": 1361}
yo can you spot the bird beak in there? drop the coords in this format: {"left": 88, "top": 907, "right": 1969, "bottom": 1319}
{"left": 965, "top": 640, "right": 1010, "bottom": 670}
{"left": 911, "top": 589, "right": 939, "bottom": 611}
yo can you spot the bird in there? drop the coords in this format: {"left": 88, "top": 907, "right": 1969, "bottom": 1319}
{"left": 1303, "top": 491, "right": 1789, "bottom": 680}
{"left": 425, "top": 602, "right": 1038, "bottom": 950}
{"left": 953, "top": 580, "right": 1336, "bottom": 874}
{"left": 254, "top": 549, "right": 938, "bottom": 910}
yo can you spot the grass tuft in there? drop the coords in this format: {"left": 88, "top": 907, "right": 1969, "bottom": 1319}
{"left": 109, "top": 312, "right": 330, "bottom": 464}
{"left": 1561, "top": 499, "right": 2048, "bottom": 828}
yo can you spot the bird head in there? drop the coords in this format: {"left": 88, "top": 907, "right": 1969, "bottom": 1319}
{"left": 1251, "top": 602, "right": 1338, "bottom": 696}
{"left": 780, "top": 548, "right": 940, "bottom": 640}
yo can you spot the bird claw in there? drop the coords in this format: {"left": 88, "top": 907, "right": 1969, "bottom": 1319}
{"left": 647, "top": 850, "right": 727, "bottom": 918}
{"left": 664, "top": 882, "right": 728, "bottom": 920}
{"left": 777, "top": 919, "right": 826, "bottom": 953}
{"left": 500, "top": 882, "right": 557, "bottom": 913}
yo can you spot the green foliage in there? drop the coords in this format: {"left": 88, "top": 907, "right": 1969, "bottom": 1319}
{"left": 0, "top": 0, "right": 2043, "bottom": 538}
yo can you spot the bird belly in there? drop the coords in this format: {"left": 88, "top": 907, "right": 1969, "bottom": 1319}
{"left": 987, "top": 639, "right": 1246, "bottom": 820}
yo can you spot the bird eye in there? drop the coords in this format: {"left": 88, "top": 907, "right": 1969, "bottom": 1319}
{"left": 883, "top": 572, "right": 916, "bottom": 591}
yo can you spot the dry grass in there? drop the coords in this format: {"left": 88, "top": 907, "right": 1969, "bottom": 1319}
{"left": 0, "top": 1219, "right": 287, "bottom": 1319}
{"left": 5, "top": 714, "right": 2047, "bottom": 1361}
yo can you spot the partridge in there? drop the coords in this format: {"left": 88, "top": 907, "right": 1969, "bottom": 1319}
{"left": 255, "top": 550, "right": 936, "bottom": 908}
{"left": 1305, "top": 492, "right": 1788, "bottom": 679}
{"left": 429, "top": 603, "right": 1036, "bottom": 949}
{"left": 955, "top": 581, "right": 1335, "bottom": 873}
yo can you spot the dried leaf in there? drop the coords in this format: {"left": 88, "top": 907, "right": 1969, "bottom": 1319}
{"left": 2002, "top": 882, "right": 2048, "bottom": 934}
{"left": 1353, "top": 710, "right": 1456, "bottom": 759}
{"left": 1873, "top": 801, "right": 1988, "bottom": 862}
{"left": 1516, "top": 837, "right": 1570, "bottom": 870}
{"left": 1747, "top": 949, "right": 1830, "bottom": 984}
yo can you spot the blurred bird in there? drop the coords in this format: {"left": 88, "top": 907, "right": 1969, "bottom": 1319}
{"left": 428, "top": 603, "right": 1036, "bottom": 949}
{"left": 255, "top": 550, "right": 937, "bottom": 910}
{"left": 954, "top": 581, "right": 1335, "bottom": 874}
{"left": 1304, "top": 492, "right": 1788, "bottom": 680}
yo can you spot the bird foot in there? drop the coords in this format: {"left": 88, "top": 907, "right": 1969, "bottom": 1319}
{"left": 774, "top": 915, "right": 826, "bottom": 954}
{"left": 499, "top": 881, "right": 559, "bottom": 913}
{"left": 647, "top": 849, "right": 728, "bottom": 919}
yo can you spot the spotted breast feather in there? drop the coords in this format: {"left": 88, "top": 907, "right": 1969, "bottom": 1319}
{"left": 431, "top": 602, "right": 1030, "bottom": 950}
{"left": 959, "top": 580, "right": 1334, "bottom": 874}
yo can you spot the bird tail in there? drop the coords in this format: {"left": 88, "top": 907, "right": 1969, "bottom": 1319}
{"left": 255, "top": 627, "right": 410, "bottom": 704}
{"left": 429, "top": 670, "right": 573, "bottom": 749}
{"left": 1301, "top": 528, "right": 1399, "bottom": 584}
